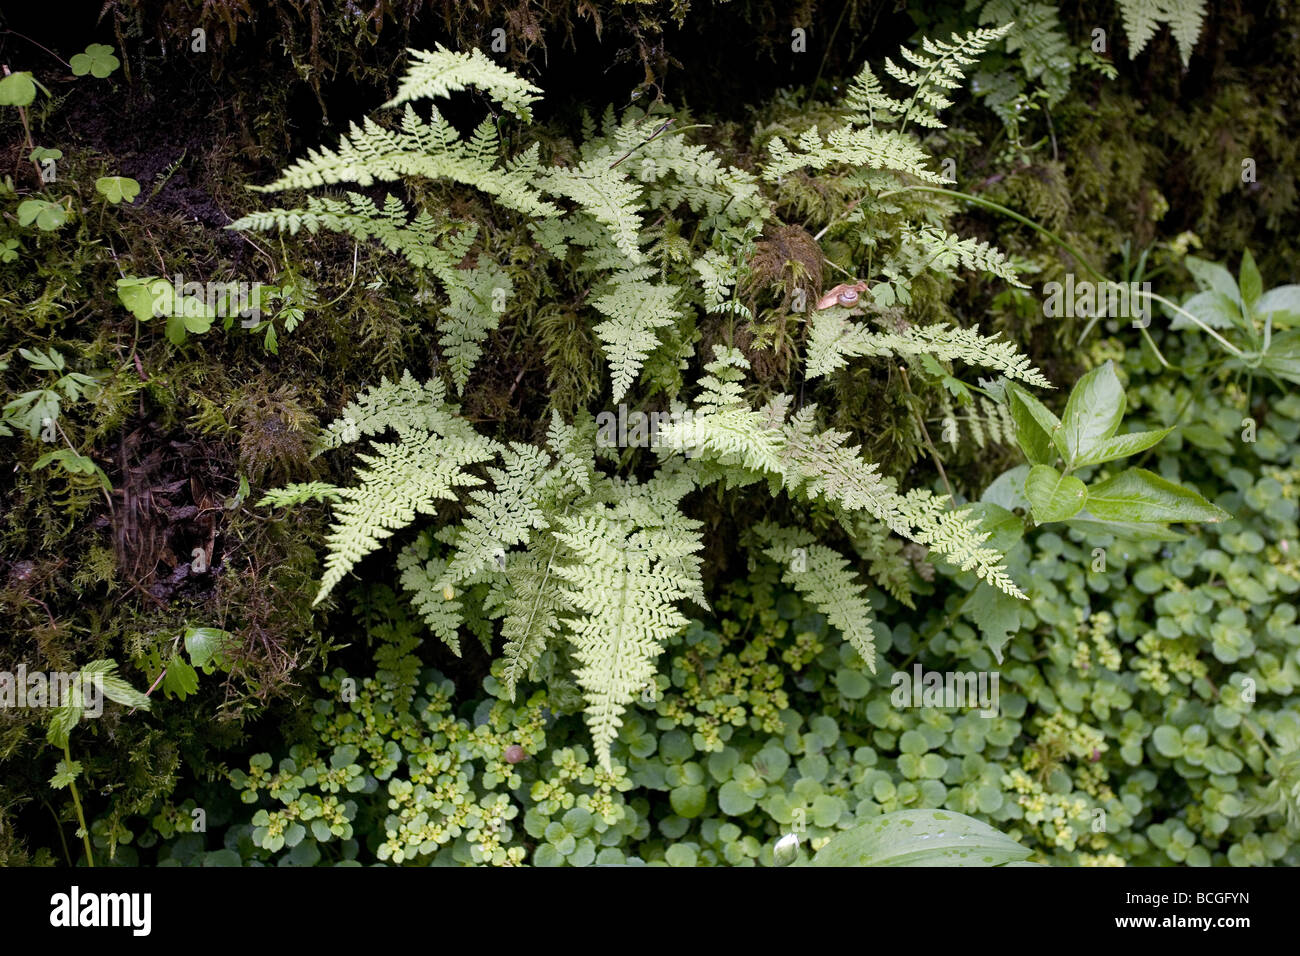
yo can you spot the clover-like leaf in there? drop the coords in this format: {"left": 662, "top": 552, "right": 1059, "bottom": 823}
{"left": 0, "top": 71, "right": 37, "bottom": 106}
{"left": 95, "top": 175, "right": 140, "bottom": 204}
{"left": 17, "top": 199, "right": 69, "bottom": 231}
{"left": 70, "top": 44, "right": 121, "bottom": 79}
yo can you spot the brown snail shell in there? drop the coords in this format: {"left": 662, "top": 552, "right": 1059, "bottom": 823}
{"left": 815, "top": 280, "right": 869, "bottom": 310}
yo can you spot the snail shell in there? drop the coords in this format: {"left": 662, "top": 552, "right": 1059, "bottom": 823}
{"left": 815, "top": 280, "right": 869, "bottom": 310}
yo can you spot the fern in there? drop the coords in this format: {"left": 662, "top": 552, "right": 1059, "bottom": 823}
{"left": 254, "top": 35, "right": 1049, "bottom": 768}
{"left": 553, "top": 506, "right": 703, "bottom": 762}
{"left": 382, "top": 44, "right": 543, "bottom": 119}
{"left": 752, "top": 522, "right": 879, "bottom": 670}
{"left": 1118, "top": 0, "right": 1206, "bottom": 66}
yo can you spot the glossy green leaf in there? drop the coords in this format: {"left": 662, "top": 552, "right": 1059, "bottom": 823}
{"left": 1025, "top": 464, "right": 1087, "bottom": 523}
{"left": 1060, "top": 362, "right": 1124, "bottom": 466}
{"left": 810, "top": 809, "right": 1034, "bottom": 866}
{"left": 1073, "top": 427, "right": 1172, "bottom": 467}
{"left": 1085, "top": 468, "right": 1229, "bottom": 524}
{"left": 1006, "top": 384, "right": 1061, "bottom": 464}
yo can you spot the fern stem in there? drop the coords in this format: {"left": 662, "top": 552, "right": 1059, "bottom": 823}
{"left": 63, "top": 741, "right": 94, "bottom": 868}
{"left": 877, "top": 185, "right": 1106, "bottom": 283}
{"left": 897, "top": 364, "right": 955, "bottom": 503}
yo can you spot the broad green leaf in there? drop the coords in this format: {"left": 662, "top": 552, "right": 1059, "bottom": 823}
{"left": 1060, "top": 362, "right": 1125, "bottom": 466}
{"left": 967, "top": 501, "right": 1024, "bottom": 553}
{"left": 95, "top": 176, "right": 140, "bottom": 204}
{"left": 1006, "top": 387, "right": 1054, "bottom": 464}
{"left": 1258, "top": 331, "right": 1300, "bottom": 385}
{"left": 185, "top": 626, "right": 236, "bottom": 670}
{"left": 1085, "top": 468, "right": 1229, "bottom": 524}
{"left": 1184, "top": 256, "right": 1242, "bottom": 306}
{"left": 1255, "top": 285, "right": 1300, "bottom": 327}
{"left": 1238, "top": 249, "right": 1262, "bottom": 311}
{"left": 1073, "top": 427, "right": 1172, "bottom": 467}
{"left": 1180, "top": 423, "right": 1233, "bottom": 454}
{"left": 1170, "top": 290, "right": 1240, "bottom": 331}
{"left": 966, "top": 581, "right": 1023, "bottom": 664}
{"left": 980, "top": 464, "right": 1030, "bottom": 512}
{"left": 1025, "top": 464, "right": 1087, "bottom": 523}
{"left": 0, "top": 71, "right": 37, "bottom": 106}
{"left": 17, "top": 199, "right": 69, "bottom": 231}
{"left": 810, "top": 809, "right": 1033, "bottom": 866}
{"left": 1006, "top": 383, "right": 1063, "bottom": 462}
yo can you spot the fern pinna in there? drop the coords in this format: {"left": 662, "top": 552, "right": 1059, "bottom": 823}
{"left": 249, "top": 33, "right": 1048, "bottom": 768}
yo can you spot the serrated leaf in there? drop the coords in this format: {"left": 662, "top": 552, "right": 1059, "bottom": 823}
{"left": 1085, "top": 468, "right": 1229, "bottom": 524}
{"left": 1025, "top": 464, "right": 1087, "bottom": 523}
{"left": 99, "top": 675, "right": 152, "bottom": 710}
{"left": 50, "top": 759, "right": 84, "bottom": 790}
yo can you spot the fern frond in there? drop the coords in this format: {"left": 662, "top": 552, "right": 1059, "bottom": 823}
{"left": 541, "top": 160, "right": 645, "bottom": 264}
{"left": 439, "top": 261, "right": 511, "bottom": 393}
{"left": 316, "top": 430, "right": 498, "bottom": 604}
{"left": 753, "top": 522, "right": 878, "bottom": 670}
{"left": 246, "top": 106, "right": 558, "bottom": 219}
{"left": 553, "top": 508, "right": 700, "bottom": 769}
{"left": 806, "top": 317, "right": 1051, "bottom": 388}
{"left": 383, "top": 44, "right": 544, "bottom": 120}
{"left": 591, "top": 273, "right": 683, "bottom": 402}
{"left": 256, "top": 481, "right": 345, "bottom": 507}
{"left": 1118, "top": 0, "right": 1205, "bottom": 66}
{"left": 499, "top": 534, "right": 574, "bottom": 699}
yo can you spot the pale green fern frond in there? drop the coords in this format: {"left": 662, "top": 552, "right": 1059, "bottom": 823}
{"left": 591, "top": 272, "right": 683, "bottom": 402}
{"left": 382, "top": 44, "right": 544, "bottom": 119}
{"left": 553, "top": 508, "right": 701, "bottom": 769}
{"left": 753, "top": 522, "right": 878, "bottom": 670}
{"left": 315, "top": 429, "right": 498, "bottom": 604}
